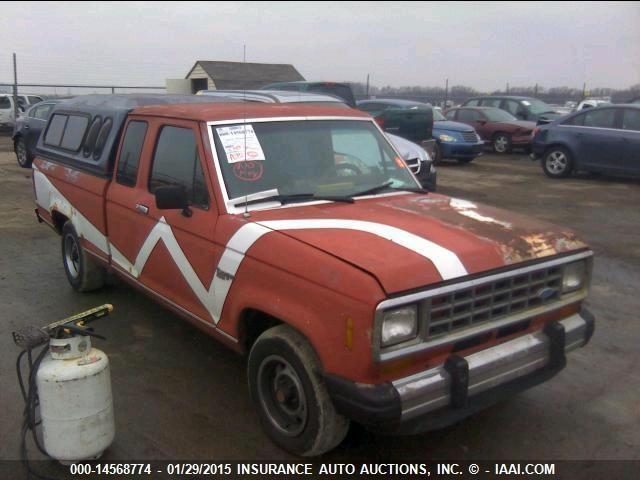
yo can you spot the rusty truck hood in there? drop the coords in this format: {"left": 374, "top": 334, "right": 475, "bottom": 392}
{"left": 248, "top": 193, "right": 587, "bottom": 294}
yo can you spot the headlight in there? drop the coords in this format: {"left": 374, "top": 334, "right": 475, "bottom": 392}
{"left": 562, "top": 261, "right": 587, "bottom": 293}
{"left": 381, "top": 305, "right": 418, "bottom": 347}
{"left": 438, "top": 133, "right": 457, "bottom": 142}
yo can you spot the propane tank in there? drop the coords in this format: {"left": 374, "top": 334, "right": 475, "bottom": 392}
{"left": 36, "top": 334, "right": 115, "bottom": 462}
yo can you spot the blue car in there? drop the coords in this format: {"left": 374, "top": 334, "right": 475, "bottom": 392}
{"left": 357, "top": 99, "right": 483, "bottom": 163}
{"left": 432, "top": 108, "right": 484, "bottom": 163}
{"left": 531, "top": 104, "right": 640, "bottom": 178}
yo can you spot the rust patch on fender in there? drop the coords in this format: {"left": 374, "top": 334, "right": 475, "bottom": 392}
{"left": 383, "top": 194, "right": 588, "bottom": 265}
{"left": 500, "top": 231, "right": 587, "bottom": 263}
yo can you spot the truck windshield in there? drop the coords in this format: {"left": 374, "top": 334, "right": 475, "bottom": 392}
{"left": 211, "top": 120, "right": 418, "bottom": 205}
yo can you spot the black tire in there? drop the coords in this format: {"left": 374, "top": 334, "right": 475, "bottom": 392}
{"left": 492, "top": 133, "right": 512, "bottom": 154}
{"left": 248, "top": 325, "right": 349, "bottom": 457}
{"left": 432, "top": 142, "right": 442, "bottom": 164}
{"left": 61, "top": 222, "right": 105, "bottom": 292}
{"left": 15, "top": 137, "right": 32, "bottom": 168}
{"left": 542, "top": 146, "right": 573, "bottom": 179}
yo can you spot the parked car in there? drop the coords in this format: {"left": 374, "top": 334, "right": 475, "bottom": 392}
{"left": 531, "top": 104, "right": 640, "bottom": 178}
{"left": 0, "top": 93, "right": 45, "bottom": 129}
{"left": 198, "top": 90, "right": 437, "bottom": 190}
{"left": 549, "top": 104, "right": 573, "bottom": 115}
{"left": 389, "top": 133, "right": 437, "bottom": 191}
{"left": 445, "top": 106, "right": 536, "bottom": 153}
{"left": 32, "top": 95, "right": 595, "bottom": 456}
{"left": 357, "top": 99, "right": 434, "bottom": 145}
{"left": 573, "top": 99, "right": 611, "bottom": 112}
{"left": 12, "top": 99, "right": 60, "bottom": 168}
{"left": 358, "top": 99, "right": 483, "bottom": 163}
{"left": 461, "top": 95, "right": 562, "bottom": 123}
{"left": 261, "top": 81, "right": 357, "bottom": 107}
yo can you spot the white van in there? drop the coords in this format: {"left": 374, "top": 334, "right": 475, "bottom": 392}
{"left": 0, "top": 94, "right": 44, "bottom": 128}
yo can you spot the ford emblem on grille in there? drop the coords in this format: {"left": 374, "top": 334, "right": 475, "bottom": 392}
{"left": 537, "top": 287, "right": 559, "bottom": 301}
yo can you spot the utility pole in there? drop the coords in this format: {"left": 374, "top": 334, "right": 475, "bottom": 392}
{"left": 12, "top": 53, "right": 18, "bottom": 122}
{"left": 582, "top": 82, "right": 587, "bottom": 100}
{"left": 534, "top": 83, "right": 538, "bottom": 97}
{"left": 444, "top": 78, "right": 448, "bottom": 108}
{"left": 365, "top": 74, "right": 370, "bottom": 99}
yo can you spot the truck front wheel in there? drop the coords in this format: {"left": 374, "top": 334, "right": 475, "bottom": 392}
{"left": 248, "top": 325, "right": 349, "bottom": 456}
{"left": 61, "top": 222, "right": 105, "bottom": 292}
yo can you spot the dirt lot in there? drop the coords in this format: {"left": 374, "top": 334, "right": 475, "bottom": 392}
{"left": 1, "top": 145, "right": 639, "bottom": 467}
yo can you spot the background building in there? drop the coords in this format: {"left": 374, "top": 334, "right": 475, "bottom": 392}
{"left": 184, "top": 60, "right": 305, "bottom": 93}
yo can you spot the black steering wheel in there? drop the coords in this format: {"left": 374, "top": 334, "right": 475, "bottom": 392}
{"left": 323, "top": 152, "right": 364, "bottom": 178}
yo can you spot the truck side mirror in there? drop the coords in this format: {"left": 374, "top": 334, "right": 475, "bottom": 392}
{"left": 155, "top": 185, "right": 192, "bottom": 217}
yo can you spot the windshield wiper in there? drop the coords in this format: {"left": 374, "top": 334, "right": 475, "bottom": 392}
{"left": 235, "top": 192, "right": 354, "bottom": 208}
{"left": 351, "top": 181, "right": 428, "bottom": 197}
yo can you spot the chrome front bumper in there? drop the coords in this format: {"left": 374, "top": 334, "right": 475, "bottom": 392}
{"left": 393, "top": 313, "right": 592, "bottom": 422}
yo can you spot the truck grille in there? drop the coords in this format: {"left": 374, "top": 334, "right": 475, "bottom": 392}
{"left": 460, "top": 131, "right": 479, "bottom": 142}
{"left": 426, "top": 264, "right": 563, "bottom": 337}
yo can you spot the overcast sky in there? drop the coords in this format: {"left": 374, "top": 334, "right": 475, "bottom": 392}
{"left": 1, "top": 1, "right": 639, "bottom": 91}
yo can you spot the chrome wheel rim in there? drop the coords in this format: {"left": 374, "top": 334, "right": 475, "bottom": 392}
{"left": 64, "top": 235, "right": 80, "bottom": 279}
{"left": 17, "top": 141, "right": 28, "bottom": 166}
{"left": 546, "top": 151, "right": 567, "bottom": 174}
{"left": 494, "top": 136, "right": 508, "bottom": 152}
{"left": 257, "top": 355, "right": 308, "bottom": 437}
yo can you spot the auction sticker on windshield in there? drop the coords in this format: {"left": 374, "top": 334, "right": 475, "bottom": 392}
{"left": 216, "top": 125, "right": 266, "bottom": 163}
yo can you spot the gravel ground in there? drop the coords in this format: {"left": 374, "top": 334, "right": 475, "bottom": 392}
{"left": 0, "top": 146, "right": 638, "bottom": 475}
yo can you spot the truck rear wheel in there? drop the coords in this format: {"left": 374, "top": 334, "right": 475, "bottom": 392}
{"left": 247, "top": 325, "right": 349, "bottom": 456}
{"left": 61, "top": 222, "right": 105, "bottom": 292}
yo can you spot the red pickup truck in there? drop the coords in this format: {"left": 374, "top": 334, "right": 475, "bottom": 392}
{"left": 32, "top": 95, "right": 595, "bottom": 456}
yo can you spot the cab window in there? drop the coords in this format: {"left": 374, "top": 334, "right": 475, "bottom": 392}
{"left": 464, "top": 99, "right": 480, "bottom": 107}
{"left": 149, "top": 126, "right": 209, "bottom": 209}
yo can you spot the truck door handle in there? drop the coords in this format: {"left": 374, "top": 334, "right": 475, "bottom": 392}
{"left": 134, "top": 203, "right": 149, "bottom": 215}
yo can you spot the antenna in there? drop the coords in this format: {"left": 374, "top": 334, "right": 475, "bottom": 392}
{"left": 243, "top": 43, "right": 250, "bottom": 218}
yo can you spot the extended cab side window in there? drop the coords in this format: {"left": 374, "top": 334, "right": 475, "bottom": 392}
{"left": 116, "top": 121, "right": 148, "bottom": 187}
{"left": 149, "top": 126, "right": 209, "bottom": 209}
